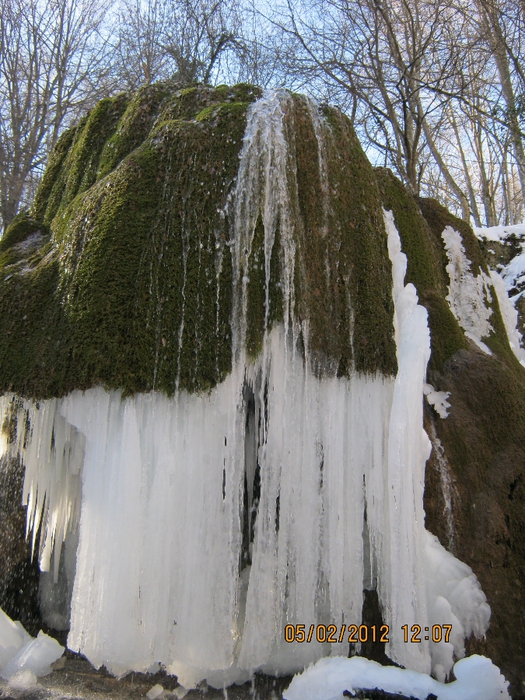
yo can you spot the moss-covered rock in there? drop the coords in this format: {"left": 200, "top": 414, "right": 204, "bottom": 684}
{"left": 0, "top": 84, "right": 399, "bottom": 398}
{"left": 423, "top": 348, "right": 525, "bottom": 695}
{"left": 292, "top": 102, "right": 397, "bottom": 377}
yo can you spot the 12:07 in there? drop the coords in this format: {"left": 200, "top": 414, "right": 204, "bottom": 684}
{"left": 401, "top": 624, "right": 452, "bottom": 643}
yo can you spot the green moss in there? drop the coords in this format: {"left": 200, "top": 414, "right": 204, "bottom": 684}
{"left": 98, "top": 84, "right": 171, "bottom": 179}
{"left": 32, "top": 128, "right": 77, "bottom": 222}
{"left": 41, "top": 95, "right": 129, "bottom": 226}
{"left": 0, "top": 246, "right": 69, "bottom": 398}
{"left": 376, "top": 169, "right": 468, "bottom": 371}
{"left": 0, "top": 84, "right": 398, "bottom": 399}
{"left": 315, "top": 105, "right": 397, "bottom": 376}
{"left": 62, "top": 96, "right": 129, "bottom": 203}
{"left": 0, "top": 85, "right": 254, "bottom": 398}
{"left": 214, "top": 83, "right": 262, "bottom": 103}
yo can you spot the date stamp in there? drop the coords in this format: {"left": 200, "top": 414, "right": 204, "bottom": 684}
{"left": 284, "top": 623, "right": 453, "bottom": 644}
{"left": 284, "top": 624, "right": 390, "bottom": 644}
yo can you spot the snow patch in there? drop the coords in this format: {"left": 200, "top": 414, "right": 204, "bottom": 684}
{"left": 489, "top": 270, "right": 525, "bottom": 364}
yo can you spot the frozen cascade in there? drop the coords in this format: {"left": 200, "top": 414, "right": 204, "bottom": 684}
{"left": 0, "top": 92, "right": 491, "bottom": 688}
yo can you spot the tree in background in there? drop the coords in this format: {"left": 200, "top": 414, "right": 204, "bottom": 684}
{"left": 113, "top": 0, "right": 246, "bottom": 90}
{"left": 0, "top": 0, "right": 113, "bottom": 232}
{"left": 0, "top": 0, "right": 523, "bottom": 231}
{"left": 262, "top": 0, "right": 524, "bottom": 223}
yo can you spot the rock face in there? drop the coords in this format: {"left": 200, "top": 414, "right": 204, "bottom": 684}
{"left": 0, "top": 84, "right": 523, "bottom": 696}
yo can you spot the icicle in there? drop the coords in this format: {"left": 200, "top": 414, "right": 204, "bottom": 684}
{"left": 426, "top": 421, "right": 456, "bottom": 551}
{"left": 0, "top": 395, "right": 82, "bottom": 582}
{"left": 232, "top": 89, "right": 297, "bottom": 364}
{"left": 382, "top": 209, "right": 432, "bottom": 674}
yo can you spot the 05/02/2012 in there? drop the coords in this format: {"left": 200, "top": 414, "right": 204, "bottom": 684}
{"left": 283, "top": 623, "right": 453, "bottom": 644}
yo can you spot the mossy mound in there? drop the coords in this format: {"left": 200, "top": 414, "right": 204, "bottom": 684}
{"left": 0, "top": 84, "right": 398, "bottom": 399}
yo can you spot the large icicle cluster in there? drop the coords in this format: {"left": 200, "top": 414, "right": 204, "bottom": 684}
{"left": 0, "top": 91, "right": 492, "bottom": 688}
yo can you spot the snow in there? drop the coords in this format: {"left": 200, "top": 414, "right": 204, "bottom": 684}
{"left": 474, "top": 223, "right": 525, "bottom": 300}
{"left": 0, "top": 607, "right": 64, "bottom": 682}
{"left": 500, "top": 251, "right": 525, "bottom": 297}
{"left": 423, "top": 383, "right": 450, "bottom": 419}
{"left": 441, "top": 226, "right": 494, "bottom": 354}
{"left": 283, "top": 655, "right": 510, "bottom": 700}
{"left": 0, "top": 93, "right": 494, "bottom": 689}
{"left": 474, "top": 223, "right": 525, "bottom": 242}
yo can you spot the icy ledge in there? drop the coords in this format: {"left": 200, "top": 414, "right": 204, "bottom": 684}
{"left": 283, "top": 655, "right": 510, "bottom": 700}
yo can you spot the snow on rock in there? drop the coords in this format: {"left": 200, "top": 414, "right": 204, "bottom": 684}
{"left": 283, "top": 655, "right": 510, "bottom": 700}
{"left": 473, "top": 224, "right": 525, "bottom": 362}
{"left": 423, "top": 383, "right": 450, "bottom": 419}
{"left": 423, "top": 532, "right": 490, "bottom": 681}
{"left": 441, "top": 226, "right": 494, "bottom": 354}
{"left": 475, "top": 224, "right": 525, "bottom": 301}
{"left": 474, "top": 223, "right": 525, "bottom": 243}
{"left": 0, "top": 607, "right": 64, "bottom": 682}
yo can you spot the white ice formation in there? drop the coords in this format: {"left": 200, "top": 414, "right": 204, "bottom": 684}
{"left": 0, "top": 92, "right": 494, "bottom": 688}
{"left": 0, "top": 607, "right": 64, "bottom": 683}
{"left": 441, "top": 226, "right": 494, "bottom": 354}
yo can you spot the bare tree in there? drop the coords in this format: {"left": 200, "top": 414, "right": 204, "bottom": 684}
{"left": 476, "top": 0, "right": 525, "bottom": 200}
{"left": 114, "top": 0, "right": 246, "bottom": 90}
{"left": 258, "top": 0, "right": 523, "bottom": 224}
{"left": 0, "top": 0, "right": 113, "bottom": 233}
{"left": 114, "top": 0, "right": 171, "bottom": 90}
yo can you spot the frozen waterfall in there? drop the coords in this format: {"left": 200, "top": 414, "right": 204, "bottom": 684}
{"left": 0, "top": 91, "right": 490, "bottom": 688}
